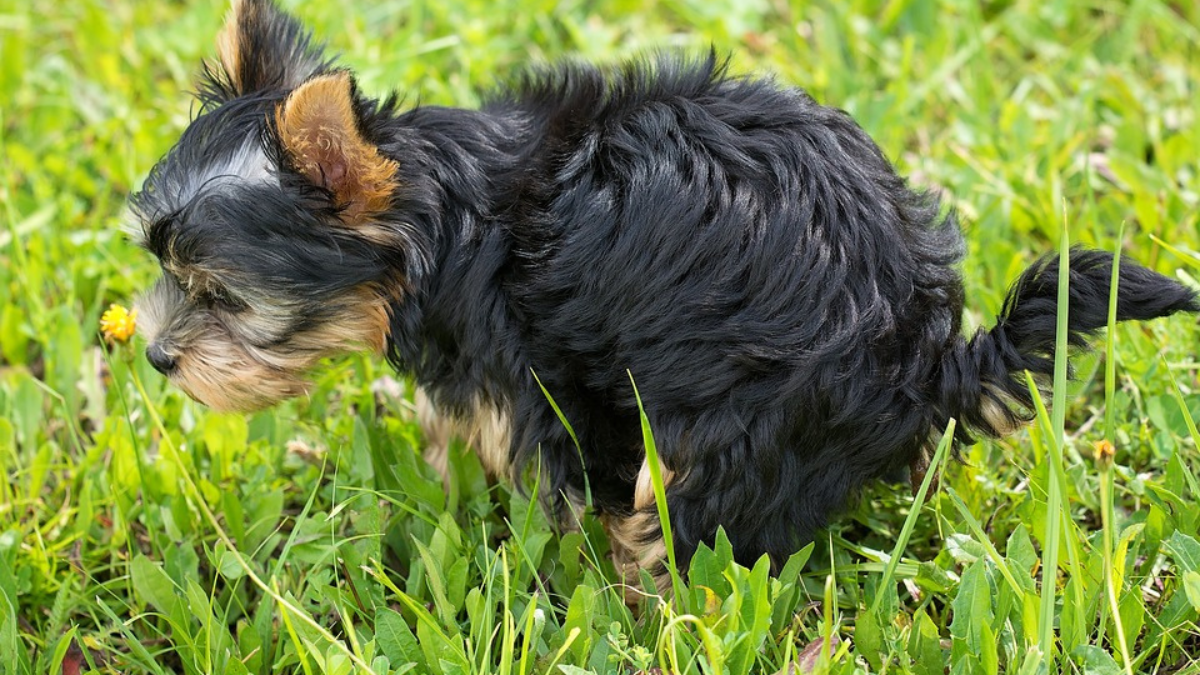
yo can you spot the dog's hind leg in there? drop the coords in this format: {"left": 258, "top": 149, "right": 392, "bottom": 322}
{"left": 604, "top": 456, "right": 675, "bottom": 604}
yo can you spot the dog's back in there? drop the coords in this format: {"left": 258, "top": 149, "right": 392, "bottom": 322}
{"left": 472, "top": 55, "right": 972, "bottom": 563}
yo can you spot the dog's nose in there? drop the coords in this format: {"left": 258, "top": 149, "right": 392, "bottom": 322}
{"left": 146, "top": 343, "right": 177, "bottom": 375}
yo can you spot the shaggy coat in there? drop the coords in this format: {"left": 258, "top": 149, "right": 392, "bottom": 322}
{"left": 132, "top": 0, "right": 1198, "bottom": 590}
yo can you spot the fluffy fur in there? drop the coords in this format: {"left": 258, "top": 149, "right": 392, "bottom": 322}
{"left": 131, "top": 0, "right": 1198, "bottom": 593}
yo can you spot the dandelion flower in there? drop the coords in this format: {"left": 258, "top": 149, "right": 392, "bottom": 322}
{"left": 100, "top": 303, "right": 138, "bottom": 343}
{"left": 1092, "top": 439, "right": 1115, "bottom": 469}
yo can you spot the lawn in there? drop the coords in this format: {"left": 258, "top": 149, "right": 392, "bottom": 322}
{"left": 3, "top": 0, "right": 1200, "bottom": 673}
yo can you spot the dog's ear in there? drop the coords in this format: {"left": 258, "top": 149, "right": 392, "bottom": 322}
{"left": 203, "top": 0, "right": 333, "bottom": 103}
{"left": 275, "top": 72, "right": 399, "bottom": 224}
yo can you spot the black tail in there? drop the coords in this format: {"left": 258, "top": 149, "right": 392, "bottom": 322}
{"left": 940, "top": 247, "right": 1198, "bottom": 442}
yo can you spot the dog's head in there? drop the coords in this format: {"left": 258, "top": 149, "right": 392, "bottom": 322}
{"left": 131, "top": 0, "right": 415, "bottom": 412}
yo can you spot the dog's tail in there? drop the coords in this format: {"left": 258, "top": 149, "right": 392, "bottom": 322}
{"left": 939, "top": 247, "right": 1198, "bottom": 441}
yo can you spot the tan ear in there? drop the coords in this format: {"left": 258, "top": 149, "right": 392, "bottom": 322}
{"left": 215, "top": 0, "right": 330, "bottom": 98}
{"left": 275, "top": 72, "right": 399, "bottom": 223}
{"left": 215, "top": 0, "right": 246, "bottom": 91}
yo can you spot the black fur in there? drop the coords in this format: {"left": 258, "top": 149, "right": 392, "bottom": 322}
{"left": 382, "top": 56, "right": 1197, "bottom": 565}
{"left": 133, "top": 0, "right": 1198, "bottom": 573}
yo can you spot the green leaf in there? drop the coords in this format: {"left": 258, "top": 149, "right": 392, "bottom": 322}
{"left": 444, "top": 556, "right": 469, "bottom": 611}
{"left": 0, "top": 419, "right": 13, "bottom": 460}
{"left": 855, "top": 608, "right": 883, "bottom": 669}
{"left": 375, "top": 608, "right": 423, "bottom": 670}
{"left": 628, "top": 370, "right": 682, "bottom": 606}
{"left": 130, "top": 554, "right": 181, "bottom": 615}
{"left": 728, "top": 555, "right": 773, "bottom": 674}
{"left": 10, "top": 373, "right": 43, "bottom": 451}
{"left": 558, "top": 531, "right": 586, "bottom": 584}
{"left": 392, "top": 588, "right": 467, "bottom": 675}
{"left": 412, "top": 537, "right": 457, "bottom": 627}
{"left": 564, "top": 584, "right": 596, "bottom": 662}
{"left": 908, "top": 609, "right": 943, "bottom": 673}
{"left": 184, "top": 579, "right": 213, "bottom": 626}
{"left": 914, "top": 560, "right": 954, "bottom": 594}
{"left": 216, "top": 548, "right": 244, "bottom": 580}
{"left": 1183, "top": 571, "right": 1200, "bottom": 611}
{"left": 770, "top": 543, "right": 813, "bottom": 628}
{"left": 1071, "top": 645, "right": 1122, "bottom": 675}
{"left": 45, "top": 628, "right": 78, "bottom": 675}
{"left": 950, "top": 559, "right": 994, "bottom": 654}
{"left": 244, "top": 488, "right": 284, "bottom": 554}
{"left": 1014, "top": 647, "right": 1045, "bottom": 675}
{"left": 689, "top": 529, "right": 734, "bottom": 599}
{"left": 979, "top": 620, "right": 998, "bottom": 675}
{"left": 348, "top": 416, "right": 376, "bottom": 483}
{"left": 1005, "top": 524, "right": 1039, "bottom": 579}
{"left": 1117, "top": 588, "right": 1145, "bottom": 651}
{"left": 776, "top": 543, "right": 812, "bottom": 584}
{"left": 1165, "top": 532, "right": 1200, "bottom": 573}
{"left": 237, "top": 620, "right": 264, "bottom": 673}
{"left": 222, "top": 651, "right": 252, "bottom": 675}
{"left": 945, "top": 533, "right": 987, "bottom": 564}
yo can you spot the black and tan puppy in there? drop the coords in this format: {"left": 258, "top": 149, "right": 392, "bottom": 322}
{"left": 132, "top": 0, "right": 1196, "bottom": 592}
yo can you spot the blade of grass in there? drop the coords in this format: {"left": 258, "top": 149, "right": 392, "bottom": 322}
{"left": 867, "top": 418, "right": 955, "bottom": 616}
{"left": 1149, "top": 233, "right": 1200, "bottom": 273}
{"left": 1102, "top": 228, "right": 1127, "bottom": 440}
{"left": 1036, "top": 213, "right": 1071, "bottom": 669}
{"left": 93, "top": 597, "right": 171, "bottom": 675}
{"left": 1101, "top": 225, "right": 1135, "bottom": 675}
{"left": 1163, "top": 362, "right": 1200, "bottom": 499}
{"left": 533, "top": 367, "right": 594, "bottom": 511}
{"left": 276, "top": 582, "right": 316, "bottom": 675}
{"left": 516, "top": 591, "right": 540, "bottom": 675}
{"left": 628, "top": 370, "right": 683, "bottom": 609}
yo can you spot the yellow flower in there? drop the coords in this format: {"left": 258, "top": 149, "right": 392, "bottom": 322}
{"left": 100, "top": 303, "right": 138, "bottom": 343}
{"left": 1092, "top": 439, "right": 1115, "bottom": 470}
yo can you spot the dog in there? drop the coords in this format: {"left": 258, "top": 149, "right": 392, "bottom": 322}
{"left": 131, "top": 0, "right": 1197, "bottom": 594}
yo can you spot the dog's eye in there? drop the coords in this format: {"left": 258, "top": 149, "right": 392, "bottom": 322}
{"left": 203, "top": 287, "right": 247, "bottom": 313}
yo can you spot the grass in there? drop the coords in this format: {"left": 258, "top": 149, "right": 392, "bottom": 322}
{"left": 2, "top": 0, "right": 1200, "bottom": 672}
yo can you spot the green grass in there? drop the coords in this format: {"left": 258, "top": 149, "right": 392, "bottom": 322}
{"left": 3, "top": 0, "right": 1200, "bottom": 672}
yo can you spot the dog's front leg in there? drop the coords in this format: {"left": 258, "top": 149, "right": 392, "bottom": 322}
{"left": 414, "top": 388, "right": 514, "bottom": 484}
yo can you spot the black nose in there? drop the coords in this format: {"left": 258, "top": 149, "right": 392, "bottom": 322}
{"left": 146, "top": 343, "right": 177, "bottom": 375}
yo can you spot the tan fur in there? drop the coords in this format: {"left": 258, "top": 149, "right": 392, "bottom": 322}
{"left": 605, "top": 511, "right": 671, "bottom": 604}
{"left": 134, "top": 300, "right": 308, "bottom": 412}
{"left": 174, "top": 340, "right": 307, "bottom": 413}
{"left": 633, "top": 457, "right": 675, "bottom": 510}
{"left": 276, "top": 73, "right": 399, "bottom": 225}
{"left": 137, "top": 280, "right": 391, "bottom": 413}
{"left": 415, "top": 390, "right": 514, "bottom": 481}
{"left": 606, "top": 456, "right": 676, "bottom": 603}
{"left": 462, "top": 399, "right": 513, "bottom": 479}
{"left": 287, "top": 288, "right": 392, "bottom": 355}
{"left": 415, "top": 388, "right": 453, "bottom": 478}
{"left": 913, "top": 382, "right": 1032, "bottom": 494}
{"left": 215, "top": 0, "right": 244, "bottom": 91}
{"left": 980, "top": 384, "right": 1028, "bottom": 437}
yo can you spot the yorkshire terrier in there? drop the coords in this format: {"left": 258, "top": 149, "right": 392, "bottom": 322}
{"left": 132, "top": 0, "right": 1197, "bottom": 593}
